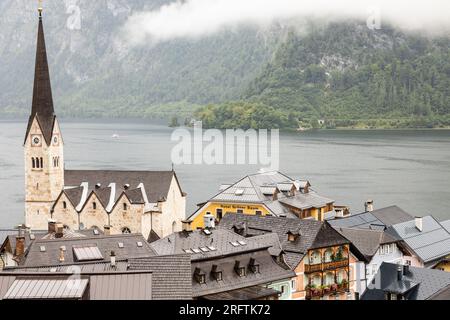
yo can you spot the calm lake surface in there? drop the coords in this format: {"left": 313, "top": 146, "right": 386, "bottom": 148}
{"left": 1, "top": 120, "right": 450, "bottom": 228}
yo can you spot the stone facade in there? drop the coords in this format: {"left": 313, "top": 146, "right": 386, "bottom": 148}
{"left": 25, "top": 117, "right": 64, "bottom": 231}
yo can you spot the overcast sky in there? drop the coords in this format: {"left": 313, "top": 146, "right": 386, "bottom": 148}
{"left": 123, "top": 0, "right": 450, "bottom": 44}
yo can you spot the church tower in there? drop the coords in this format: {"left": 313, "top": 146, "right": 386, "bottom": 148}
{"left": 24, "top": 5, "right": 64, "bottom": 230}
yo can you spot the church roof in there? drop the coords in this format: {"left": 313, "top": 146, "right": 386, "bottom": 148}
{"left": 24, "top": 11, "right": 56, "bottom": 146}
{"left": 59, "top": 170, "right": 182, "bottom": 213}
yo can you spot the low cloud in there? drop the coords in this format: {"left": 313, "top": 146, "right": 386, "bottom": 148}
{"left": 123, "top": 0, "right": 450, "bottom": 44}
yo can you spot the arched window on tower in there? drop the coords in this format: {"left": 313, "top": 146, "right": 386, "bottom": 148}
{"left": 93, "top": 202, "right": 97, "bottom": 210}
{"left": 40, "top": 157, "right": 43, "bottom": 168}
{"left": 63, "top": 201, "right": 67, "bottom": 209}
{"left": 32, "top": 158, "right": 36, "bottom": 169}
{"left": 123, "top": 203, "right": 128, "bottom": 211}
{"left": 122, "top": 227, "right": 131, "bottom": 234}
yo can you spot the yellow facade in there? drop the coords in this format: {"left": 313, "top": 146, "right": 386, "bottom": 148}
{"left": 434, "top": 259, "right": 450, "bottom": 272}
{"left": 190, "top": 202, "right": 270, "bottom": 230}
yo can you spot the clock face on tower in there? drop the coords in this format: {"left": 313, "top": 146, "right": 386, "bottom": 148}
{"left": 31, "top": 135, "right": 41, "bottom": 146}
{"left": 53, "top": 135, "right": 59, "bottom": 145}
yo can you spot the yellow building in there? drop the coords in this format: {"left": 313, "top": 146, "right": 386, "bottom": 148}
{"left": 434, "top": 257, "right": 450, "bottom": 272}
{"left": 187, "top": 171, "right": 335, "bottom": 230}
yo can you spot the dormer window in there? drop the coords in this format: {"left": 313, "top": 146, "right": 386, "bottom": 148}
{"left": 194, "top": 268, "right": 206, "bottom": 284}
{"left": 287, "top": 230, "right": 300, "bottom": 242}
{"left": 211, "top": 265, "right": 223, "bottom": 281}
{"left": 234, "top": 261, "right": 246, "bottom": 277}
{"left": 249, "top": 258, "right": 260, "bottom": 273}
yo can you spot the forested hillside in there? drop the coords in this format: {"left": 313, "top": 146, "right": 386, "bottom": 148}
{"left": 197, "top": 22, "right": 450, "bottom": 129}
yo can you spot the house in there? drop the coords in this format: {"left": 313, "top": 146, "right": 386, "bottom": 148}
{"left": 0, "top": 255, "right": 192, "bottom": 300}
{"left": 361, "top": 262, "right": 450, "bottom": 300}
{"left": 23, "top": 6, "right": 186, "bottom": 241}
{"left": 149, "top": 221, "right": 295, "bottom": 300}
{"left": 187, "top": 171, "right": 335, "bottom": 229}
{"left": 219, "top": 214, "right": 360, "bottom": 300}
{"left": 335, "top": 227, "right": 419, "bottom": 294}
{"left": 386, "top": 216, "right": 450, "bottom": 268}
{"left": 327, "top": 205, "right": 414, "bottom": 230}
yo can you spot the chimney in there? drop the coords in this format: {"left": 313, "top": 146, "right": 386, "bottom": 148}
{"left": 415, "top": 217, "right": 423, "bottom": 232}
{"left": 48, "top": 219, "right": 57, "bottom": 233}
{"left": 182, "top": 220, "right": 192, "bottom": 232}
{"left": 204, "top": 213, "right": 215, "bottom": 229}
{"left": 364, "top": 200, "right": 374, "bottom": 212}
{"left": 104, "top": 225, "right": 111, "bottom": 236}
{"left": 55, "top": 223, "right": 64, "bottom": 239}
{"left": 15, "top": 225, "right": 25, "bottom": 256}
{"left": 59, "top": 246, "right": 65, "bottom": 263}
{"left": 110, "top": 251, "right": 116, "bottom": 268}
{"left": 397, "top": 265, "right": 403, "bottom": 281}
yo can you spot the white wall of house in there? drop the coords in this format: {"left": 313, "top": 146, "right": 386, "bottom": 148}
{"left": 267, "top": 279, "right": 293, "bottom": 300}
{"left": 1, "top": 252, "right": 17, "bottom": 269}
{"left": 365, "top": 243, "right": 404, "bottom": 288}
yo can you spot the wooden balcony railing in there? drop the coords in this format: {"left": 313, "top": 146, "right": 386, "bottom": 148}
{"left": 304, "top": 259, "right": 349, "bottom": 273}
{"left": 305, "top": 282, "right": 349, "bottom": 300}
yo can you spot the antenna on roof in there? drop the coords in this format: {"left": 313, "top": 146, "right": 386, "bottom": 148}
{"left": 171, "top": 163, "right": 174, "bottom": 172}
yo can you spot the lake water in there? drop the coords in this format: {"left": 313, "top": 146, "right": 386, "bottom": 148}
{"left": 1, "top": 120, "right": 450, "bottom": 228}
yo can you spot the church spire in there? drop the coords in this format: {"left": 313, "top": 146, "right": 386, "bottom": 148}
{"left": 25, "top": 2, "right": 56, "bottom": 146}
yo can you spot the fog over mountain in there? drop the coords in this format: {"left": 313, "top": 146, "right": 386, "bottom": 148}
{"left": 0, "top": 0, "right": 448, "bottom": 126}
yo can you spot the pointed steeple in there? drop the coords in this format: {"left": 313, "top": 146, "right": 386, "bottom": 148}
{"left": 25, "top": 5, "right": 56, "bottom": 146}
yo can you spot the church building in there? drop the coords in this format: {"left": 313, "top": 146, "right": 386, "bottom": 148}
{"left": 23, "top": 6, "right": 186, "bottom": 241}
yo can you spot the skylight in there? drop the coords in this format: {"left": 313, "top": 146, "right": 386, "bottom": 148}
{"left": 200, "top": 247, "right": 209, "bottom": 252}
{"left": 238, "top": 240, "right": 247, "bottom": 246}
{"left": 184, "top": 249, "right": 193, "bottom": 254}
{"left": 207, "top": 246, "right": 217, "bottom": 251}
{"left": 73, "top": 245, "right": 103, "bottom": 261}
{"left": 137, "top": 242, "right": 143, "bottom": 247}
{"left": 235, "top": 189, "right": 245, "bottom": 196}
{"left": 40, "top": 246, "right": 46, "bottom": 252}
{"left": 230, "top": 242, "right": 240, "bottom": 247}
{"left": 192, "top": 248, "right": 201, "bottom": 254}
{"left": 118, "top": 242, "right": 124, "bottom": 248}
{"left": 203, "top": 229, "right": 212, "bottom": 235}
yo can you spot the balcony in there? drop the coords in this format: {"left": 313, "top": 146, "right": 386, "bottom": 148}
{"left": 305, "top": 281, "right": 350, "bottom": 300}
{"left": 304, "top": 259, "right": 348, "bottom": 273}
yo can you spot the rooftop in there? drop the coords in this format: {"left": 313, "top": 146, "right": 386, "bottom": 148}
{"left": 386, "top": 216, "right": 450, "bottom": 265}
{"left": 362, "top": 262, "right": 450, "bottom": 300}
{"left": 219, "top": 214, "right": 349, "bottom": 269}
{"left": 327, "top": 206, "right": 414, "bottom": 230}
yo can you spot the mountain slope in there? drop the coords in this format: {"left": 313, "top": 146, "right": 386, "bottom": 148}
{"left": 240, "top": 21, "right": 450, "bottom": 128}
{"left": 0, "top": 0, "right": 281, "bottom": 118}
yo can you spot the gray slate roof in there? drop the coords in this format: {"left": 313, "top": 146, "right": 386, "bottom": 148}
{"left": 219, "top": 214, "right": 349, "bottom": 269}
{"left": 362, "top": 262, "right": 450, "bottom": 300}
{"left": 327, "top": 206, "right": 413, "bottom": 229}
{"left": 19, "top": 233, "right": 156, "bottom": 267}
{"left": 61, "top": 170, "right": 182, "bottom": 213}
{"left": 128, "top": 255, "right": 192, "bottom": 300}
{"left": 150, "top": 228, "right": 282, "bottom": 261}
{"left": 190, "top": 248, "right": 295, "bottom": 298}
{"left": 386, "top": 216, "right": 450, "bottom": 265}
{"left": 335, "top": 228, "right": 400, "bottom": 261}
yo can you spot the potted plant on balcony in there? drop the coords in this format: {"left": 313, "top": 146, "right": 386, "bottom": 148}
{"left": 331, "top": 283, "right": 338, "bottom": 292}
{"left": 322, "top": 285, "right": 331, "bottom": 294}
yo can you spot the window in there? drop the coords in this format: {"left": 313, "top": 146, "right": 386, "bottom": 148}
{"left": 40, "top": 157, "right": 43, "bottom": 168}
{"left": 280, "top": 285, "right": 286, "bottom": 294}
{"left": 123, "top": 203, "right": 128, "bottom": 211}
{"left": 291, "top": 279, "right": 297, "bottom": 292}
{"left": 237, "top": 209, "right": 244, "bottom": 214}
{"left": 255, "top": 210, "right": 262, "bottom": 216}
{"left": 216, "top": 209, "right": 223, "bottom": 220}
{"left": 93, "top": 202, "right": 97, "bottom": 210}
{"left": 122, "top": 227, "right": 131, "bottom": 234}
{"left": 211, "top": 265, "right": 223, "bottom": 281}
{"left": 32, "top": 158, "right": 36, "bottom": 169}
{"left": 62, "top": 201, "right": 67, "bottom": 209}
{"left": 235, "top": 261, "right": 246, "bottom": 277}
{"left": 249, "top": 258, "right": 260, "bottom": 273}
{"left": 194, "top": 268, "right": 206, "bottom": 284}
